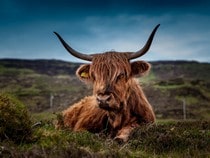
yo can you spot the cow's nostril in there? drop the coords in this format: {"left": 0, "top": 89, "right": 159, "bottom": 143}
{"left": 106, "top": 95, "right": 111, "bottom": 101}
{"left": 97, "top": 95, "right": 111, "bottom": 104}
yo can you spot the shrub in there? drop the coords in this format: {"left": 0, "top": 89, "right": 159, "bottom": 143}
{"left": 0, "top": 93, "right": 32, "bottom": 143}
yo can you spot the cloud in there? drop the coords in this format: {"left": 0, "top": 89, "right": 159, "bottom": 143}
{"left": 62, "top": 13, "right": 210, "bottom": 62}
{"left": 0, "top": 0, "right": 210, "bottom": 62}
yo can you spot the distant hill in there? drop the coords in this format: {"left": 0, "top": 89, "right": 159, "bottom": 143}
{"left": 0, "top": 59, "right": 210, "bottom": 120}
{"left": 151, "top": 60, "right": 210, "bottom": 81}
{"left": 0, "top": 59, "right": 80, "bottom": 75}
{"left": 1, "top": 59, "right": 209, "bottom": 79}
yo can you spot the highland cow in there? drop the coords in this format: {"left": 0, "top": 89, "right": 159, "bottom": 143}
{"left": 54, "top": 24, "right": 160, "bottom": 142}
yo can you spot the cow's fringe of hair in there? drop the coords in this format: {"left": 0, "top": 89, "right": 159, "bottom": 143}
{"left": 91, "top": 52, "right": 131, "bottom": 81}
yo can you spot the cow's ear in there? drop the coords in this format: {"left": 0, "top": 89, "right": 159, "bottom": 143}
{"left": 130, "top": 61, "right": 151, "bottom": 77}
{"left": 76, "top": 64, "right": 91, "bottom": 82}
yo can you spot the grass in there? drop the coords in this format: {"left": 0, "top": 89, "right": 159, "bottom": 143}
{"left": 0, "top": 66, "right": 34, "bottom": 76}
{"left": 140, "top": 70, "right": 157, "bottom": 84}
{"left": 129, "top": 121, "right": 210, "bottom": 156}
{"left": 176, "top": 96, "right": 199, "bottom": 105}
{"left": 1, "top": 111, "right": 210, "bottom": 157}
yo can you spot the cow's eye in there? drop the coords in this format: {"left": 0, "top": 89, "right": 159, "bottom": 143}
{"left": 116, "top": 73, "right": 125, "bottom": 82}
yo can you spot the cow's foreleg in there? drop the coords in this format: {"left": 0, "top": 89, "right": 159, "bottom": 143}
{"left": 114, "top": 123, "right": 139, "bottom": 143}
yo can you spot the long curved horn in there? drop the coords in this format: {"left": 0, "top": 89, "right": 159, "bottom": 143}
{"left": 54, "top": 32, "right": 93, "bottom": 61}
{"left": 128, "top": 24, "right": 160, "bottom": 60}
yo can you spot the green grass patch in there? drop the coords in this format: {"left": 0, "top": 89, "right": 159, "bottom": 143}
{"left": 0, "top": 66, "right": 34, "bottom": 76}
{"left": 176, "top": 96, "right": 199, "bottom": 105}
{"left": 31, "top": 112, "right": 57, "bottom": 123}
{"left": 154, "top": 80, "right": 187, "bottom": 90}
{"left": 140, "top": 70, "right": 156, "bottom": 84}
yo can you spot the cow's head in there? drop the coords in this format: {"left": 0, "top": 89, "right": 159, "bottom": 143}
{"left": 54, "top": 24, "right": 159, "bottom": 113}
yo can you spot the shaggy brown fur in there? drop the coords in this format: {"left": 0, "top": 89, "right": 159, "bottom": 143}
{"left": 59, "top": 52, "right": 155, "bottom": 142}
{"left": 62, "top": 96, "right": 108, "bottom": 133}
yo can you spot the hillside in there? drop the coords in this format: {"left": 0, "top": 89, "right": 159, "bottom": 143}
{"left": 0, "top": 59, "right": 210, "bottom": 120}
{"left": 0, "top": 59, "right": 80, "bottom": 75}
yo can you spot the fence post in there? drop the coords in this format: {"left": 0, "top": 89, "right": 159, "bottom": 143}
{"left": 50, "top": 93, "right": 54, "bottom": 108}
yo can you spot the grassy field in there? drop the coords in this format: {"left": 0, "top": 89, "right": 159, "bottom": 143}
{"left": 1, "top": 60, "right": 210, "bottom": 120}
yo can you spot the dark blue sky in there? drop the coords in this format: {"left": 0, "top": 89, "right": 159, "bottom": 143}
{"left": 1, "top": 0, "right": 210, "bottom": 62}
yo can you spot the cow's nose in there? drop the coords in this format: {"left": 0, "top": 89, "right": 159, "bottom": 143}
{"left": 96, "top": 94, "right": 111, "bottom": 105}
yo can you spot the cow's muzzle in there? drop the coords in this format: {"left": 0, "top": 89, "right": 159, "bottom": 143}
{"left": 96, "top": 94, "right": 112, "bottom": 110}
{"left": 97, "top": 94, "right": 110, "bottom": 103}
{"left": 96, "top": 94, "right": 123, "bottom": 112}
{"left": 97, "top": 94, "right": 111, "bottom": 103}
